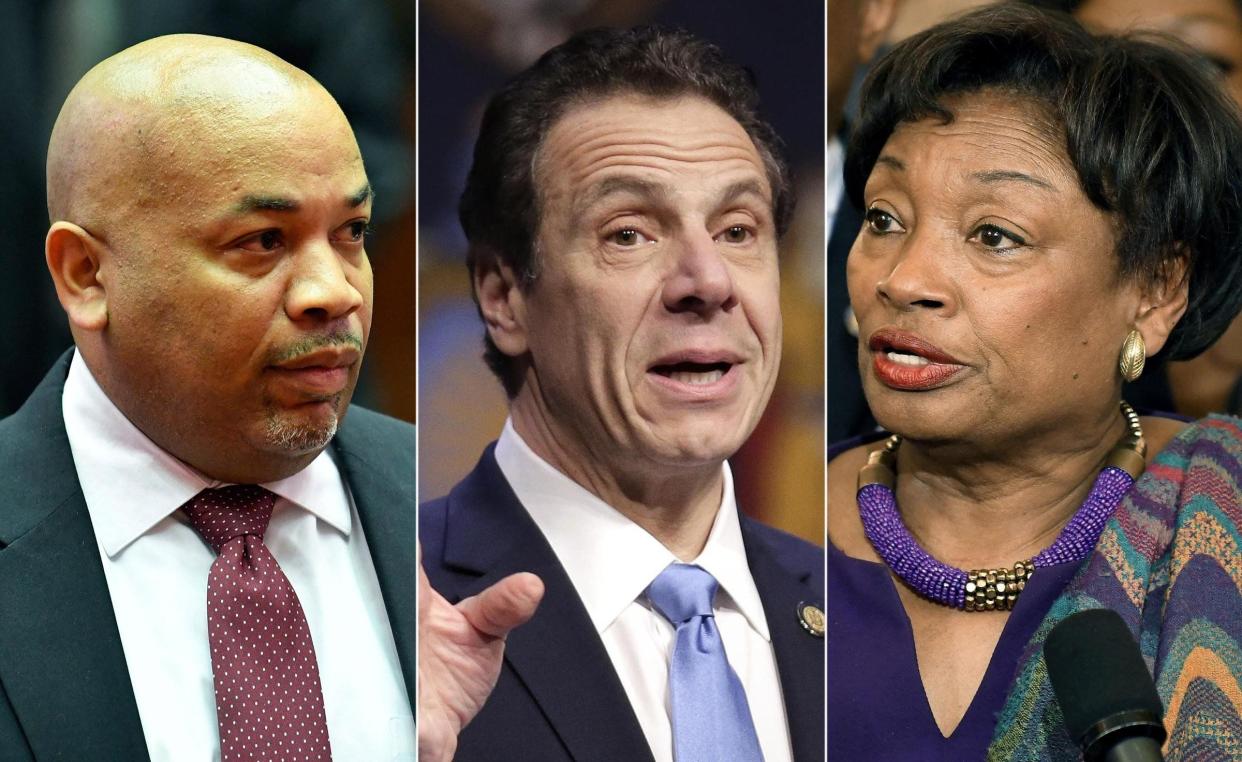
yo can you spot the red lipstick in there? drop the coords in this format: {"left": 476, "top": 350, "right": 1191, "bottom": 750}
{"left": 867, "top": 328, "right": 966, "bottom": 390}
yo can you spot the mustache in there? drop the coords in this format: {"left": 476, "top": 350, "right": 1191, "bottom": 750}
{"left": 266, "top": 329, "right": 364, "bottom": 365}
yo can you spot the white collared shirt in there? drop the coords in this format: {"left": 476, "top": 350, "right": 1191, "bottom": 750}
{"left": 61, "top": 350, "right": 415, "bottom": 762}
{"left": 495, "top": 419, "right": 794, "bottom": 762}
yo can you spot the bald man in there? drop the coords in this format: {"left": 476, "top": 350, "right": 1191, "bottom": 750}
{"left": 0, "top": 36, "right": 415, "bottom": 760}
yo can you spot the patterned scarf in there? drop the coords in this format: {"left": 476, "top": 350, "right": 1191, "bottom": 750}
{"left": 989, "top": 415, "right": 1242, "bottom": 760}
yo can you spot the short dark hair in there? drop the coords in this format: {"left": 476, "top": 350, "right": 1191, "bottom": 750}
{"left": 846, "top": 3, "right": 1242, "bottom": 360}
{"left": 460, "top": 25, "right": 793, "bottom": 397}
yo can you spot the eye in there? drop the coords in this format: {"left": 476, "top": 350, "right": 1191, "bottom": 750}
{"left": 237, "top": 229, "right": 283, "bottom": 253}
{"left": 607, "top": 227, "right": 653, "bottom": 247}
{"left": 715, "top": 225, "right": 752, "bottom": 244}
{"left": 865, "top": 207, "right": 905, "bottom": 235}
{"left": 334, "top": 219, "right": 372, "bottom": 245}
{"left": 969, "top": 223, "right": 1026, "bottom": 251}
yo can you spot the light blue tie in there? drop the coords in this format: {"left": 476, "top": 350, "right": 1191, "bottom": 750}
{"left": 647, "top": 563, "right": 765, "bottom": 762}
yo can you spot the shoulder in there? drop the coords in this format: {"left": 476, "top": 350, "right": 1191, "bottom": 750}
{"left": 332, "top": 405, "right": 414, "bottom": 472}
{"left": 0, "top": 354, "right": 71, "bottom": 445}
{"left": 418, "top": 491, "right": 449, "bottom": 533}
{"left": 740, "top": 516, "right": 824, "bottom": 590}
{"left": 1146, "top": 413, "right": 1242, "bottom": 471}
{"left": 742, "top": 517, "right": 823, "bottom": 562}
{"left": 418, "top": 493, "right": 449, "bottom": 561}
{"left": 1137, "top": 417, "right": 1242, "bottom": 754}
{"left": 417, "top": 443, "right": 503, "bottom": 546}
{"left": 0, "top": 355, "right": 77, "bottom": 544}
{"left": 337, "top": 404, "right": 415, "bottom": 448}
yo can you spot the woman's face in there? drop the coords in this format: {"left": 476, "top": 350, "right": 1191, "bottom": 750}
{"left": 847, "top": 91, "right": 1144, "bottom": 444}
{"left": 1076, "top": 0, "right": 1242, "bottom": 106}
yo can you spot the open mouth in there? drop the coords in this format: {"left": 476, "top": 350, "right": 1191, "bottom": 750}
{"left": 882, "top": 350, "right": 931, "bottom": 367}
{"left": 867, "top": 328, "right": 966, "bottom": 390}
{"left": 649, "top": 361, "right": 733, "bottom": 386}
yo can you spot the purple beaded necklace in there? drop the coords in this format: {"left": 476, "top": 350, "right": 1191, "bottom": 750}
{"left": 856, "top": 402, "right": 1146, "bottom": 611}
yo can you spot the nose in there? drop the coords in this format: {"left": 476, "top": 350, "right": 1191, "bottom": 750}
{"left": 873, "top": 230, "right": 954, "bottom": 314}
{"left": 661, "top": 230, "right": 737, "bottom": 316}
{"left": 284, "top": 241, "right": 368, "bottom": 324}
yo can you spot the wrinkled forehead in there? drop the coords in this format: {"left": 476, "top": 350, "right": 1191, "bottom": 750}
{"left": 531, "top": 93, "right": 771, "bottom": 211}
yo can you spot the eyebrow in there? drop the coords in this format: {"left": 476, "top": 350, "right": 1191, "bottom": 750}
{"left": 971, "top": 169, "right": 1055, "bottom": 191}
{"left": 232, "top": 183, "right": 374, "bottom": 214}
{"left": 235, "top": 194, "right": 299, "bottom": 214}
{"left": 573, "top": 176, "right": 771, "bottom": 217}
{"left": 346, "top": 183, "right": 374, "bottom": 208}
{"left": 717, "top": 178, "right": 771, "bottom": 207}
{"left": 876, "top": 155, "right": 905, "bottom": 171}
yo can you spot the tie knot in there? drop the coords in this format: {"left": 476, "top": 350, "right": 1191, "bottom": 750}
{"left": 182, "top": 485, "right": 276, "bottom": 553}
{"left": 647, "top": 563, "right": 718, "bottom": 625}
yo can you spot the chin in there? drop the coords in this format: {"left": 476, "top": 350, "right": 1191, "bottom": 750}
{"left": 867, "top": 391, "right": 973, "bottom": 443}
{"left": 645, "top": 418, "right": 748, "bottom": 467}
{"left": 261, "top": 405, "right": 340, "bottom": 455}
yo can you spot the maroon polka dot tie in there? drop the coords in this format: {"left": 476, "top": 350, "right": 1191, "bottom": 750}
{"left": 182, "top": 485, "right": 333, "bottom": 761}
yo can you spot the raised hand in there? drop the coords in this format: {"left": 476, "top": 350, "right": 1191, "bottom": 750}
{"left": 417, "top": 541, "right": 544, "bottom": 762}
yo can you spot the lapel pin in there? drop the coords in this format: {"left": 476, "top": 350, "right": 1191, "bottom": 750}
{"left": 797, "top": 602, "right": 825, "bottom": 637}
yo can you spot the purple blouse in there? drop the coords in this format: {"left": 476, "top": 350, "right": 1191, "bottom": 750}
{"left": 827, "top": 540, "right": 1083, "bottom": 760}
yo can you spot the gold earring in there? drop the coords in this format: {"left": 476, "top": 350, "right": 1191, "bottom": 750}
{"left": 1119, "top": 329, "right": 1146, "bottom": 382}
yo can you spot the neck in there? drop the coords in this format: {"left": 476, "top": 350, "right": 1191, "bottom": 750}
{"left": 509, "top": 388, "right": 723, "bottom": 560}
{"left": 893, "top": 405, "right": 1128, "bottom": 569}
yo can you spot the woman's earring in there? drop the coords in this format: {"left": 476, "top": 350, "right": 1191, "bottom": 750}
{"left": 1119, "top": 329, "right": 1146, "bottom": 382}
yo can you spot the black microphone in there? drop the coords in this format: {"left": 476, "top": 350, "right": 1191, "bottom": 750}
{"left": 1045, "top": 609, "right": 1166, "bottom": 762}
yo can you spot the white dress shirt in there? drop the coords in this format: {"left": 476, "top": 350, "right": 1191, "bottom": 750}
{"left": 495, "top": 419, "right": 794, "bottom": 762}
{"left": 61, "top": 350, "right": 415, "bottom": 762}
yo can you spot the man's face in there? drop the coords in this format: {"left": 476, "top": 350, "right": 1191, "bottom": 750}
{"left": 515, "top": 94, "right": 782, "bottom": 473}
{"left": 97, "top": 89, "right": 373, "bottom": 481}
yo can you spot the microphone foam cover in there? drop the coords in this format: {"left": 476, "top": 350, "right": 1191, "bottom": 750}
{"left": 1044, "top": 609, "right": 1164, "bottom": 741}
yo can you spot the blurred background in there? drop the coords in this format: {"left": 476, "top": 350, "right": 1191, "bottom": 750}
{"left": 0, "top": 0, "right": 416, "bottom": 424}
{"left": 418, "top": 0, "right": 826, "bottom": 544}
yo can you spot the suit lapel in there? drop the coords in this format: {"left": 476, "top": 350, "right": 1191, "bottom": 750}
{"left": 441, "top": 450, "right": 655, "bottom": 762}
{"left": 0, "top": 353, "right": 148, "bottom": 758}
{"left": 331, "top": 410, "right": 416, "bottom": 710}
{"left": 742, "top": 520, "right": 826, "bottom": 762}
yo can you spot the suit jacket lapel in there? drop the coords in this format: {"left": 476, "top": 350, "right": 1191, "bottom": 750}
{"left": 0, "top": 352, "right": 148, "bottom": 758}
{"left": 331, "top": 410, "right": 416, "bottom": 710}
{"left": 742, "top": 519, "right": 826, "bottom": 762}
{"left": 441, "top": 449, "right": 655, "bottom": 762}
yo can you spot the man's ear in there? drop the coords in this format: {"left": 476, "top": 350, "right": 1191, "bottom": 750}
{"left": 473, "top": 251, "right": 529, "bottom": 358}
{"left": 858, "top": 0, "right": 901, "bottom": 64}
{"left": 46, "top": 222, "right": 109, "bottom": 331}
{"left": 1133, "top": 251, "right": 1190, "bottom": 357}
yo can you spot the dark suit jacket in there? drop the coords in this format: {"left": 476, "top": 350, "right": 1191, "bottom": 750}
{"left": 420, "top": 445, "right": 825, "bottom": 762}
{"left": 0, "top": 353, "right": 415, "bottom": 759}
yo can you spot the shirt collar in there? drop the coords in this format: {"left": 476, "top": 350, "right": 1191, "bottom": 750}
{"left": 62, "top": 349, "right": 351, "bottom": 558}
{"left": 494, "top": 419, "right": 770, "bottom": 641}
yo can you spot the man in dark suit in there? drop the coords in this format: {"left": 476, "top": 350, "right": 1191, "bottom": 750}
{"left": 0, "top": 36, "right": 414, "bottom": 759}
{"left": 418, "top": 27, "right": 824, "bottom": 762}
